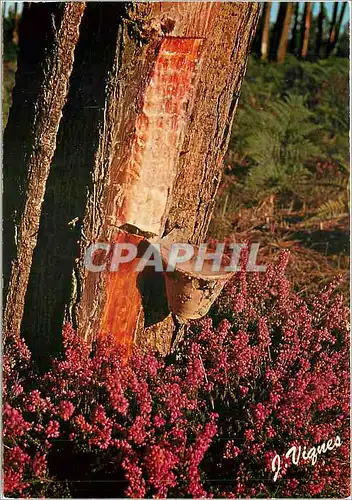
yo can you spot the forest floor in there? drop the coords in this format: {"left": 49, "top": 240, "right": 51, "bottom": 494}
{"left": 209, "top": 194, "right": 349, "bottom": 300}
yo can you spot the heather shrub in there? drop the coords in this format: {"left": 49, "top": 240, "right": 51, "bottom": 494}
{"left": 178, "top": 251, "right": 350, "bottom": 497}
{"left": 3, "top": 325, "right": 217, "bottom": 498}
{"left": 3, "top": 253, "right": 350, "bottom": 498}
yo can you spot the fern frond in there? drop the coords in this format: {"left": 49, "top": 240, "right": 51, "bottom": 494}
{"left": 312, "top": 193, "right": 349, "bottom": 221}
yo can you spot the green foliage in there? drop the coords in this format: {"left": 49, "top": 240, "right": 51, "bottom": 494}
{"left": 313, "top": 163, "right": 350, "bottom": 220}
{"left": 336, "top": 26, "right": 349, "bottom": 58}
{"left": 227, "top": 55, "right": 349, "bottom": 211}
{"left": 3, "top": 61, "right": 17, "bottom": 129}
{"left": 243, "top": 94, "right": 320, "bottom": 193}
{"left": 2, "top": 16, "right": 18, "bottom": 129}
{"left": 3, "top": 17, "right": 19, "bottom": 62}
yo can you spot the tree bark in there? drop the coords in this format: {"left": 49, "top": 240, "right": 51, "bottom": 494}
{"left": 270, "top": 2, "right": 293, "bottom": 63}
{"left": 300, "top": 2, "right": 313, "bottom": 59}
{"left": 315, "top": 2, "right": 325, "bottom": 57}
{"left": 289, "top": 2, "right": 300, "bottom": 56}
{"left": 4, "top": 2, "right": 260, "bottom": 367}
{"left": 19, "top": 3, "right": 127, "bottom": 366}
{"left": 3, "top": 2, "right": 85, "bottom": 339}
{"left": 327, "top": 2, "right": 347, "bottom": 56}
{"left": 326, "top": 2, "right": 339, "bottom": 55}
{"left": 260, "top": 2, "right": 272, "bottom": 60}
{"left": 12, "top": 2, "right": 20, "bottom": 45}
{"left": 76, "top": 2, "right": 260, "bottom": 354}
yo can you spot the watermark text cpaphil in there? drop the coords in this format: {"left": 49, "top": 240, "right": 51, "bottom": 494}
{"left": 84, "top": 242, "right": 266, "bottom": 273}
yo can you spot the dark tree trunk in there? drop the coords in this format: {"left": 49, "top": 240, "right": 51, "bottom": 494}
{"left": 315, "top": 2, "right": 325, "bottom": 57}
{"left": 300, "top": 2, "right": 313, "bottom": 59}
{"left": 326, "top": 2, "right": 339, "bottom": 56}
{"left": 289, "top": 2, "right": 300, "bottom": 56}
{"left": 327, "top": 2, "right": 347, "bottom": 56}
{"left": 12, "top": 2, "right": 20, "bottom": 45}
{"left": 3, "top": 2, "right": 85, "bottom": 341}
{"left": 19, "top": 3, "right": 126, "bottom": 366}
{"left": 336, "top": 3, "right": 348, "bottom": 39}
{"left": 270, "top": 2, "right": 293, "bottom": 63}
{"left": 3, "top": 2, "right": 260, "bottom": 368}
{"left": 260, "top": 2, "right": 272, "bottom": 60}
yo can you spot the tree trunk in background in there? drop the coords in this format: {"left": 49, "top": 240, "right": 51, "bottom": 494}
{"left": 3, "top": 3, "right": 85, "bottom": 339}
{"left": 4, "top": 2, "right": 260, "bottom": 368}
{"left": 270, "top": 2, "right": 293, "bottom": 63}
{"left": 327, "top": 2, "right": 347, "bottom": 56}
{"left": 260, "top": 2, "right": 272, "bottom": 60}
{"left": 277, "top": 2, "right": 293, "bottom": 63}
{"left": 289, "top": 2, "right": 300, "bottom": 56}
{"left": 300, "top": 2, "right": 312, "bottom": 59}
{"left": 12, "top": 2, "right": 20, "bottom": 45}
{"left": 326, "top": 2, "right": 339, "bottom": 56}
{"left": 315, "top": 2, "right": 325, "bottom": 57}
{"left": 336, "top": 2, "right": 348, "bottom": 44}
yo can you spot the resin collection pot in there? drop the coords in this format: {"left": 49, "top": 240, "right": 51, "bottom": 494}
{"left": 161, "top": 242, "right": 235, "bottom": 323}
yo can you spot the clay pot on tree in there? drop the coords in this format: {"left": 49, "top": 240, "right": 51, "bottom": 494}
{"left": 161, "top": 242, "right": 235, "bottom": 324}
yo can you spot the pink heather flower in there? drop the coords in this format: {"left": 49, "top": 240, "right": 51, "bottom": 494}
{"left": 32, "top": 453, "right": 47, "bottom": 476}
{"left": 12, "top": 382, "right": 24, "bottom": 397}
{"left": 45, "top": 420, "right": 60, "bottom": 438}
{"left": 58, "top": 400, "right": 75, "bottom": 421}
{"left": 123, "top": 458, "right": 147, "bottom": 498}
{"left": 3, "top": 404, "right": 31, "bottom": 437}
{"left": 266, "top": 426, "right": 276, "bottom": 438}
{"left": 244, "top": 429, "right": 255, "bottom": 441}
{"left": 2, "top": 253, "right": 349, "bottom": 499}
{"left": 4, "top": 469, "right": 29, "bottom": 495}
{"left": 223, "top": 441, "right": 242, "bottom": 459}
{"left": 153, "top": 415, "right": 166, "bottom": 428}
{"left": 25, "top": 390, "right": 46, "bottom": 412}
{"left": 144, "top": 444, "right": 178, "bottom": 495}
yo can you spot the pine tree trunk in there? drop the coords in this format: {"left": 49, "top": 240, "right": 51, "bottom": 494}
{"left": 277, "top": 2, "right": 293, "bottom": 63}
{"left": 315, "top": 2, "right": 325, "bottom": 57}
{"left": 289, "top": 2, "right": 300, "bottom": 55}
{"left": 327, "top": 2, "right": 347, "bottom": 56}
{"left": 3, "top": 3, "right": 85, "bottom": 340}
{"left": 75, "top": 2, "right": 260, "bottom": 355}
{"left": 270, "top": 2, "right": 293, "bottom": 63}
{"left": 326, "top": 2, "right": 339, "bottom": 56}
{"left": 300, "top": 2, "right": 312, "bottom": 59}
{"left": 336, "top": 2, "right": 348, "bottom": 43}
{"left": 261, "top": 2, "right": 272, "bottom": 60}
{"left": 12, "top": 2, "right": 20, "bottom": 45}
{"left": 3, "top": 2, "right": 260, "bottom": 367}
